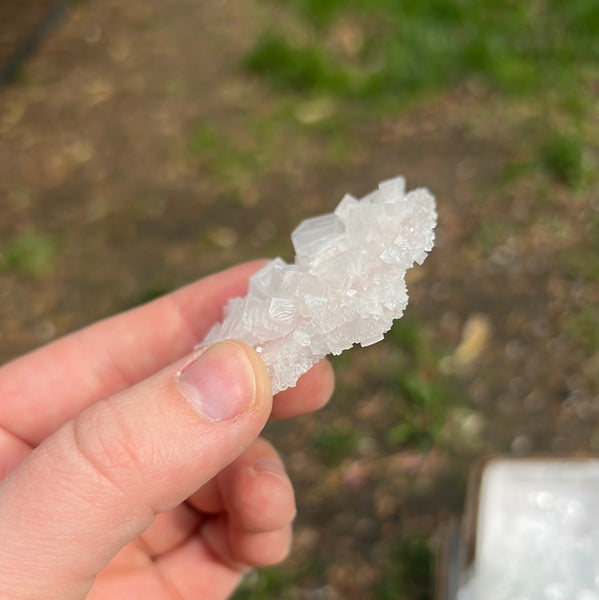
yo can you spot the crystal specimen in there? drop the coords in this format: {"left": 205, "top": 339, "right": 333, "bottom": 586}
{"left": 457, "top": 460, "right": 599, "bottom": 600}
{"left": 203, "top": 175, "right": 437, "bottom": 393}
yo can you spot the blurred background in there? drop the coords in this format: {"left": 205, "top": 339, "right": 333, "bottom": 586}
{"left": 1, "top": 1, "right": 598, "bottom": 597}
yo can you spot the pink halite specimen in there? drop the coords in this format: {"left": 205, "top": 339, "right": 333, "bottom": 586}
{"left": 203, "top": 175, "right": 437, "bottom": 393}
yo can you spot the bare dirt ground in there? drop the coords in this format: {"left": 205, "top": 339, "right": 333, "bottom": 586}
{"left": 1, "top": 2, "right": 598, "bottom": 598}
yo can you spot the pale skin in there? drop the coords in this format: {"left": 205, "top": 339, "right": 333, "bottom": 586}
{"left": 0, "top": 261, "right": 335, "bottom": 600}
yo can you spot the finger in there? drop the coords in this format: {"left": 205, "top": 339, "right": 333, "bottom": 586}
{"left": 217, "top": 438, "right": 296, "bottom": 533}
{"left": 187, "top": 436, "right": 296, "bottom": 523}
{"left": 88, "top": 563, "right": 172, "bottom": 600}
{"left": 94, "top": 521, "right": 293, "bottom": 600}
{"left": 193, "top": 438, "right": 296, "bottom": 572}
{"left": 188, "top": 478, "right": 224, "bottom": 514}
{"left": 89, "top": 538, "right": 241, "bottom": 600}
{"left": 188, "top": 438, "right": 295, "bottom": 531}
{"left": 202, "top": 516, "right": 293, "bottom": 569}
{"left": 137, "top": 504, "right": 201, "bottom": 558}
{"left": 156, "top": 358, "right": 335, "bottom": 517}
{"left": 0, "top": 341, "right": 272, "bottom": 600}
{"left": 183, "top": 358, "right": 335, "bottom": 517}
{"left": 0, "top": 260, "right": 266, "bottom": 446}
{"left": 271, "top": 358, "right": 335, "bottom": 419}
{"left": 0, "top": 427, "right": 30, "bottom": 479}
{"left": 228, "top": 524, "right": 293, "bottom": 567}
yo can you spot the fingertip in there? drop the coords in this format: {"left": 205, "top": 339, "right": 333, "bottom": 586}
{"left": 270, "top": 358, "right": 335, "bottom": 419}
{"left": 234, "top": 341, "right": 273, "bottom": 410}
{"left": 203, "top": 518, "right": 293, "bottom": 570}
{"left": 218, "top": 439, "right": 296, "bottom": 533}
{"left": 316, "top": 358, "right": 336, "bottom": 402}
{"left": 176, "top": 340, "right": 272, "bottom": 422}
{"left": 232, "top": 525, "right": 294, "bottom": 567}
{"left": 232, "top": 463, "right": 296, "bottom": 533}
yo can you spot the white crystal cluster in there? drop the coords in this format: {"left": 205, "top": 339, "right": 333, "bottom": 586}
{"left": 204, "top": 175, "right": 437, "bottom": 393}
{"left": 458, "top": 460, "right": 599, "bottom": 600}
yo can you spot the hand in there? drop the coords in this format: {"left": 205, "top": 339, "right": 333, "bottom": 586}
{"left": 0, "top": 261, "right": 335, "bottom": 600}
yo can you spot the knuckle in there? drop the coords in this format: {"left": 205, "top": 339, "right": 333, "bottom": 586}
{"left": 231, "top": 470, "right": 296, "bottom": 531}
{"left": 70, "top": 400, "right": 148, "bottom": 496}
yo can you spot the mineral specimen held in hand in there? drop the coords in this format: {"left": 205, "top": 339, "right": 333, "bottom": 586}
{"left": 203, "top": 175, "right": 437, "bottom": 393}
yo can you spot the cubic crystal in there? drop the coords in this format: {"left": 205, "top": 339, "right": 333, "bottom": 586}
{"left": 203, "top": 175, "right": 437, "bottom": 393}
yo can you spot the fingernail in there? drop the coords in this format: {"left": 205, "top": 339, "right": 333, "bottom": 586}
{"left": 176, "top": 341, "right": 256, "bottom": 421}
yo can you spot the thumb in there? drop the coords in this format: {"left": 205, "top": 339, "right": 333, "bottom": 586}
{"left": 0, "top": 340, "right": 272, "bottom": 600}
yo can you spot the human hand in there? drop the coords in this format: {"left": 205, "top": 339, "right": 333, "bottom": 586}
{"left": 0, "top": 261, "right": 335, "bottom": 600}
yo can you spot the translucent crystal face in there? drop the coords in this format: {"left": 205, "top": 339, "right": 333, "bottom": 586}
{"left": 203, "top": 175, "right": 437, "bottom": 393}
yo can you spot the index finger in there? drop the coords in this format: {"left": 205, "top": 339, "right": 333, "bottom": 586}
{"left": 0, "top": 261, "right": 265, "bottom": 445}
{"left": 0, "top": 260, "right": 335, "bottom": 446}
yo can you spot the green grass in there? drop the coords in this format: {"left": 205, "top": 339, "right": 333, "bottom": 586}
{"left": 189, "top": 122, "right": 260, "bottom": 182}
{"left": 242, "top": 0, "right": 599, "bottom": 199}
{"left": 245, "top": 0, "right": 599, "bottom": 107}
{"left": 378, "top": 317, "right": 466, "bottom": 454}
{"left": 388, "top": 318, "right": 424, "bottom": 358}
{"left": 540, "top": 132, "right": 584, "bottom": 188}
{"left": 328, "top": 316, "right": 469, "bottom": 457}
{"left": 0, "top": 231, "right": 59, "bottom": 277}
{"left": 230, "top": 567, "right": 293, "bottom": 600}
{"left": 312, "top": 426, "right": 360, "bottom": 467}
{"left": 227, "top": 3, "right": 598, "bottom": 597}
{"left": 565, "top": 306, "right": 599, "bottom": 356}
{"left": 188, "top": 109, "right": 356, "bottom": 191}
{"left": 376, "top": 535, "right": 433, "bottom": 600}
{"left": 243, "top": 33, "right": 352, "bottom": 94}
{"left": 385, "top": 372, "right": 458, "bottom": 452}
